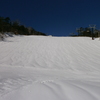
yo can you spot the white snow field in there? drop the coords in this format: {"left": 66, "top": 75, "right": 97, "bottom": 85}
{"left": 0, "top": 36, "right": 100, "bottom": 100}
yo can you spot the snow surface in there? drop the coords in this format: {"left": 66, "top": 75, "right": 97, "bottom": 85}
{"left": 0, "top": 36, "right": 100, "bottom": 100}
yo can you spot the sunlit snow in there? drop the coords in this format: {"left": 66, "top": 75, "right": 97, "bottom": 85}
{"left": 0, "top": 36, "right": 100, "bottom": 100}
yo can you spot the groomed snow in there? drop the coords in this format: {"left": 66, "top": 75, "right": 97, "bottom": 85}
{"left": 0, "top": 36, "right": 100, "bottom": 100}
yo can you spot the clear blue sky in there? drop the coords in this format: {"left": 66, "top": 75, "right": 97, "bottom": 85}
{"left": 0, "top": 0, "right": 100, "bottom": 36}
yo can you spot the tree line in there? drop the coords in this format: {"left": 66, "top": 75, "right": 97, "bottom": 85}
{"left": 0, "top": 16, "right": 46, "bottom": 36}
{"left": 76, "top": 27, "right": 99, "bottom": 37}
{"left": 70, "top": 26, "right": 100, "bottom": 40}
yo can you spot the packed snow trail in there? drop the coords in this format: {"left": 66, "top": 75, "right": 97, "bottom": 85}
{"left": 0, "top": 36, "right": 100, "bottom": 100}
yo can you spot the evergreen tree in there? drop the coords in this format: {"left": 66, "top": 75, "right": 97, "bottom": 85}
{"left": 0, "top": 16, "right": 46, "bottom": 36}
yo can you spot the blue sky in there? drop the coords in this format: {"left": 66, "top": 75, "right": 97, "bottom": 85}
{"left": 0, "top": 0, "right": 100, "bottom": 36}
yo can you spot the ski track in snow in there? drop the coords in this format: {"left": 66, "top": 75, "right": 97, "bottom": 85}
{"left": 0, "top": 36, "right": 100, "bottom": 100}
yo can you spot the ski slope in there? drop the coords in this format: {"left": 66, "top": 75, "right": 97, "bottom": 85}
{"left": 0, "top": 36, "right": 100, "bottom": 100}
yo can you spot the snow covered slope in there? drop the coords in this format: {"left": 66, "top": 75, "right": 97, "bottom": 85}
{"left": 0, "top": 36, "right": 100, "bottom": 100}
